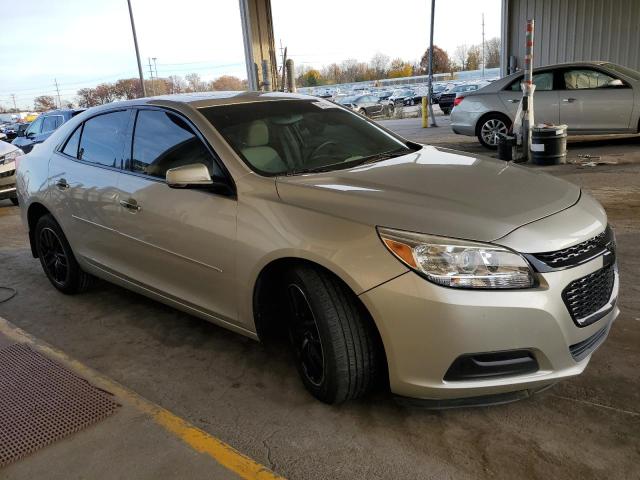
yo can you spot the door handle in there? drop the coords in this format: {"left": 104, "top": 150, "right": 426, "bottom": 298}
{"left": 507, "top": 99, "right": 520, "bottom": 103}
{"left": 562, "top": 98, "right": 576, "bottom": 103}
{"left": 55, "top": 178, "right": 69, "bottom": 190}
{"left": 119, "top": 199, "right": 141, "bottom": 212}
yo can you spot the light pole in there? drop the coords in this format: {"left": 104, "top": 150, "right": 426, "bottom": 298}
{"left": 127, "top": 0, "right": 146, "bottom": 97}
{"left": 427, "top": 0, "right": 437, "bottom": 127}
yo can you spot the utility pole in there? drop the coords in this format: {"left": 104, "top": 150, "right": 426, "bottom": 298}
{"left": 152, "top": 57, "right": 159, "bottom": 92}
{"left": 427, "top": 0, "right": 437, "bottom": 127}
{"left": 127, "top": 0, "right": 146, "bottom": 97}
{"left": 481, "top": 13, "right": 486, "bottom": 78}
{"left": 148, "top": 58, "right": 156, "bottom": 96}
{"left": 11, "top": 94, "right": 17, "bottom": 112}
{"left": 54, "top": 78, "right": 62, "bottom": 109}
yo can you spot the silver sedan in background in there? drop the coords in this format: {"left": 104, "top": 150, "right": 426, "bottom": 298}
{"left": 450, "top": 61, "right": 640, "bottom": 148}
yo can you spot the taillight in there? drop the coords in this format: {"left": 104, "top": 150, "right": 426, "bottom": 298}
{"left": 453, "top": 96, "right": 465, "bottom": 107}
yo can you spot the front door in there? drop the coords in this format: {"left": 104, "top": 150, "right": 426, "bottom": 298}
{"left": 498, "top": 70, "right": 560, "bottom": 125}
{"left": 558, "top": 67, "right": 634, "bottom": 133}
{"left": 114, "top": 108, "right": 238, "bottom": 324}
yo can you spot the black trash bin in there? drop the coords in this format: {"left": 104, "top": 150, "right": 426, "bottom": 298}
{"left": 497, "top": 134, "right": 516, "bottom": 161}
{"left": 530, "top": 125, "right": 567, "bottom": 165}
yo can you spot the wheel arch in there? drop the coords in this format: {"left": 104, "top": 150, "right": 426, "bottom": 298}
{"left": 474, "top": 111, "right": 513, "bottom": 137}
{"left": 252, "top": 256, "right": 389, "bottom": 380}
{"left": 26, "top": 202, "right": 53, "bottom": 258}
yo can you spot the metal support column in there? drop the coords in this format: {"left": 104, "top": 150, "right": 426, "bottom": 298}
{"left": 239, "top": 0, "right": 278, "bottom": 91}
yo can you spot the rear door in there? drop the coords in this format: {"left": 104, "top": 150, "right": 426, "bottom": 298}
{"left": 498, "top": 70, "right": 559, "bottom": 124}
{"left": 47, "top": 109, "right": 131, "bottom": 268}
{"left": 113, "top": 107, "right": 238, "bottom": 323}
{"left": 558, "top": 67, "right": 634, "bottom": 132}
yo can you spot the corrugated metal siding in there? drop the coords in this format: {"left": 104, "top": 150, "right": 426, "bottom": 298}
{"left": 506, "top": 0, "right": 640, "bottom": 71}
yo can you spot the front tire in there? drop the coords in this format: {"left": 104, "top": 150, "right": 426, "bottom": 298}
{"left": 284, "top": 265, "right": 380, "bottom": 404}
{"left": 35, "top": 214, "right": 93, "bottom": 294}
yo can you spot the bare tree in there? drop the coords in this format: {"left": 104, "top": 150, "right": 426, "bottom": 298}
{"left": 76, "top": 88, "right": 99, "bottom": 107}
{"left": 167, "top": 75, "right": 187, "bottom": 94}
{"left": 33, "top": 95, "right": 56, "bottom": 111}
{"left": 485, "top": 37, "right": 501, "bottom": 68}
{"left": 185, "top": 73, "right": 203, "bottom": 92}
{"left": 454, "top": 44, "right": 469, "bottom": 71}
{"left": 369, "top": 53, "right": 390, "bottom": 79}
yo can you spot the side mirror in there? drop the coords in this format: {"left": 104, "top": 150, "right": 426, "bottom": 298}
{"left": 607, "top": 79, "right": 624, "bottom": 87}
{"left": 25, "top": 131, "right": 35, "bottom": 139}
{"left": 166, "top": 163, "right": 213, "bottom": 188}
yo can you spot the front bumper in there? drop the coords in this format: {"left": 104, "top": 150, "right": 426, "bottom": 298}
{"left": 359, "top": 256, "right": 619, "bottom": 401}
{"left": 0, "top": 160, "right": 17, "bottom": 200}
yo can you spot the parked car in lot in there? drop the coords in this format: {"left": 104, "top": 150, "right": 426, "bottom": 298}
{"left": 388, "top": 88, "right": 414, "bottom": 105}
{"left": 12, "top": 109, "right": 83, "bottom": 153}
{"left": 1, "top": 123, "right": 29, "bottom": 141}
{"left": 438, "top": 82, "right": 490, "bottom": 115}
{"left": 451, "top": 61, "right": 640, "bottom": 148}
{"left": 17, "top": 92, "right": 618, "bottom": 405}
{"left": 336, "top": 95, "right": 392, "bottom": 116}
{"left": 0, "top": 141, "right": 23, "bottom": 205}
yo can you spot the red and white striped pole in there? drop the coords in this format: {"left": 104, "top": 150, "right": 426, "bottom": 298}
{"left": 523, "top": 19, "right": 534, "bottom": 161}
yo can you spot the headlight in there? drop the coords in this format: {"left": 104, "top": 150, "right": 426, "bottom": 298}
{"left": 378, "top": 227, "right": 535, "bottom": 289}
{"left": 2, "top": 149, "right": 24, "bottom": 162}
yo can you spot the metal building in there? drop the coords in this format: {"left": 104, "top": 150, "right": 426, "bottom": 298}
{"left": 501, "top": 0, "right": 640, "bottom": 76}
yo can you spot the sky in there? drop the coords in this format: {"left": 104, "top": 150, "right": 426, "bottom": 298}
{"left": 0, "top": 0, "right": 501, "bottom": 110}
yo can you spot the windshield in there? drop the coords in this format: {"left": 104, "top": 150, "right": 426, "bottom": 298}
{"left": 200, "top": 100, "right": 414, "bottom": 176}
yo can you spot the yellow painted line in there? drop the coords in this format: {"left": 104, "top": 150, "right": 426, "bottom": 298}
{"left": 0, "top": 316, "right": 285, "bottom": 480}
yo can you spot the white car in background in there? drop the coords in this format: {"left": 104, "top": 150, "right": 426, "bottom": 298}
{"left": 450, "top": 61, "right": 640, "bottom": 148}
{"left": 0, "top": 140, "right": 23, "bottom": 205}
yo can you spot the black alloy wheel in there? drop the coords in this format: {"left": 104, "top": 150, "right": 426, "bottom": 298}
{"left": 287, "top": 283, "right": 325, "bottom": 387}
{"left": 38, "top": 227, "right": 69, "bottom": 287}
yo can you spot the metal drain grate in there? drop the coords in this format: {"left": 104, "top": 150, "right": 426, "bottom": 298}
{"left": 0, "top": 343, "right": 119, "bottom": 467}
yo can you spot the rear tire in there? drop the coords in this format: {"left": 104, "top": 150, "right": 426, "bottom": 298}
{"left": 477, "top": 113, "right": 512, "bottom": 149}
{"left": 35, "top": 214, "right": 94, "bottom": 294}
{"left": 10, "top": 197, "right": 18, "bottom": 206}
{"left": 283, "top": 265, "right": 380, "bottom": 404}
{"left": 441, "top": 107, "right": 451, "bottom": 115}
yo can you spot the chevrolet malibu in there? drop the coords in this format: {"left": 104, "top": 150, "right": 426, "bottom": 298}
{"left": 16, "top": 92, "right": 619, "bottom": 405}
{"left": 451, "top": 61, "right": 640, "bottom": 148}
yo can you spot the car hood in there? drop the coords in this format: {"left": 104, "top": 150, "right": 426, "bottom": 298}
{"left": 275, "top": 146, "right": 580, "bottom": 242}
{"left": 0, "top": 140, "right": 18, "bottom": 157}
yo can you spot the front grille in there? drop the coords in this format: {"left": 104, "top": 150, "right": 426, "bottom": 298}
{"left": 531, "top": 226, "right": 614, "bottom": 270}
{"left": 562, "top": 265, "right": 615, "bottom": 327}
{"left": 569, "top": 323, "right": 610, "bottom": 361}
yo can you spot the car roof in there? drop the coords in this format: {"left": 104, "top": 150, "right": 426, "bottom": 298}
{"left": 75, "top": 91, "right": 323, "bottom": 115}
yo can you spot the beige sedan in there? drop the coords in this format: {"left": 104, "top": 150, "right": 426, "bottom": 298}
{"left": 16, "top": 92, "right": 618, "bottom": 406}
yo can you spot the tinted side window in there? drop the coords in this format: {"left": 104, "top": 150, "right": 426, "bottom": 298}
{"left": 79, "top": 111, "right": 129, "bottom": 168}
{"left": 131, "top": 109, "right": 222, "bottom": 179}
{"left": 508, "top": 71, "right": 554, "bottom": 91}
{"left": 62, "top": 126, "right": 82, "bottom": 158}
{"left": 563, "top": 69, "right": 617, "bottom": 89}
{"left": 42, "top": 115, "right": 62, "bottom": 133}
